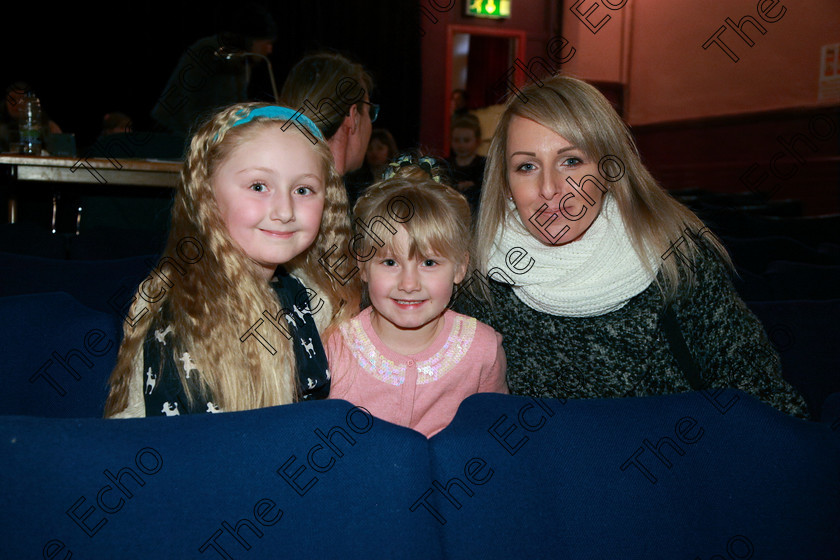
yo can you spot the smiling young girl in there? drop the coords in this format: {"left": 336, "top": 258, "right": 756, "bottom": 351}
{"left": 326, "top": 156, "right": 508, "bottom": 437}
{"left": 104, "top": 102, "right": 360, "bottom": 417}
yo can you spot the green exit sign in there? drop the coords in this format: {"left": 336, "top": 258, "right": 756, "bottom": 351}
{"left": 465, "top": 0, "right": 511, "bottom": 19}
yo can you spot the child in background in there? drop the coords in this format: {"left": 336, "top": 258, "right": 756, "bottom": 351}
{"left": 327, "top": 155, "right": 507, "bottom": 437}
{"left": 104, "top": 102, "right": 360, "bottom": 417}
{"left": 447, "top": 113, "right": 486, "bottom": 217}
{"left": 365, "top": 128, "right": 399, "bottom": 182}
{"left": 346, "top": 128, "right": 399, "bottom": 208}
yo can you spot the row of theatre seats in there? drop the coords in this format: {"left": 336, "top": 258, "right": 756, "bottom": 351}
{"left": 670, "top": 189, "right": 840, "bottom": 421}
{"left": 1, "top": 195, "right": 839, "bottom": 557}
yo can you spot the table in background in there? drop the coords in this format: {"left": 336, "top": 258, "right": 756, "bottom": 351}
{"left": 1, "top": 155, "right": 181, "bottom": 232}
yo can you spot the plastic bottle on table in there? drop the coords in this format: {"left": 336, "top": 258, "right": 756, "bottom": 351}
{"left": 18, "top": 92, "right": 43, "bottom": 155}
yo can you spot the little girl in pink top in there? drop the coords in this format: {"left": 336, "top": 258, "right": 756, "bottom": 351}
{"left": 326, "top": 155, "right": 508, "bottom": 437}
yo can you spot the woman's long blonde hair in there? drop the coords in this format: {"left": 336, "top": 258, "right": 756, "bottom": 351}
{"left": 475, "top": 74, "right": 731, "bottom": 303}
{"left": 104, "top": 102, "right": 360, "bottom": 416}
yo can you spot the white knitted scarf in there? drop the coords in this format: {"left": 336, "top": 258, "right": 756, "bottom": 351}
{"left": 487, "top": 195, "right": 659, "bottom": 317}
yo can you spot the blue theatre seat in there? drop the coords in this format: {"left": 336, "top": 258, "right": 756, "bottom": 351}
{"left": 428, "top": 391, "right": 840, "bottom": 559}
{"left": 0, "top": 392, "right": 836, "bottom": 559}
{"left": 0, "top": 292, "right": 119, "bottom": 417}
{"left": 0, "top": 399, "right": 436, "bottom": 559}
{"left": 0, "top": 222, "right": 68, "bottom": 258}
{"left": 66, "top": 227, "right": 169, "bottom": 260}
{"left": 741, "top": 214, "right": 840, "bottom": 246}
{"left": 722, "top": 235, "right": 839, "bottom": 274}
{"left": 701, "top": 211, "right": 840, "bottom": 247}
{"left": 0, "top": 252, "right": 154, "bottom": 320}
{"left": 747, "top": 299, "right": 840, "bottom": 419}
{"left": 764, "top": 261, "right": 840, "bottom": 300}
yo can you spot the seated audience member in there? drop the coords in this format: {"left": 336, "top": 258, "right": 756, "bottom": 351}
{"left": 366, "top": 128, "right": 398, "bottom": 181}
{"left": 104, "top": 102, "right": 360, "bottom": 418}
{"left": 150, "top": 3, "right": 277, "bottom": 137}
{"left": 345, "top": 128, "right": 398, "bottom": 207}
{"left": 456, "top": 75, "right": 808, "bottom": 418}
{"left": 101, "top": 112, "right": 133, "bottom": 135}
{"left": 0, "top": 81, "right": 62, "bottom": 152}
{"left": 279, "top": 51, "right": 376, "bottom": 176}
{"left": 447, "top": 114, "right": 485, "bottom": 217}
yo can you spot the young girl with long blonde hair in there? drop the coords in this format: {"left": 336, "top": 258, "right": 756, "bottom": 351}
{"left": 104, "top": 102, "right": 359, "bottom": 417}
{"left": 327, "top": 155, "right": 508, "bottom": 437}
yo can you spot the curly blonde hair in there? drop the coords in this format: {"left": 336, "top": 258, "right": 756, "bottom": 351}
{"left": 104, "top": 102, "right": 360, "bottom": 416}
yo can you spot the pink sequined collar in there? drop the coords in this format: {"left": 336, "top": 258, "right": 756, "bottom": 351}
{"left": 339, "top": 307, "right": 477, "bottom": 386}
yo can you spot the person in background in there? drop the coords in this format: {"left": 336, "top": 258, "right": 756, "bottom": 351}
{"left": 100, "top": 112, "right": 133, "bottom": 136}
{"left": 366, "top": 128, "right": 398, "bottom": 181}
{"left": 447, "top": 113, "right": 485, "bottom": 217}
{"left": 345, "top": 128, "right": 399, "bottom": 208}
{"left": 451, "top": 88, "right": 469, "bottom": 118}
{"left": 150, "top": 3, "right": 277, "bottom": 137}
{"left": 0, "top": 82, "right": 62, "bottom": 152}
{"left": 280, "top": 51, "right": 376, "bottom": 177}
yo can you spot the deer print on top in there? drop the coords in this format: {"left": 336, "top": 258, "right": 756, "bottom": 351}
{"left": 162, "top": 402, "right": 180, "bottom": 416}
{"left": 154, "top": 325, "right": 174, "bottom": 345}
{"left": 301, "top": 337, "right": 316, "bottom": 359}
{"left": 143, "top": 273, "right": 332, "bottom": 415}
{"left": 293, "top": 303, "right": 313, "bottom": 321}
{"left": 145, "top": 367, "right": 157, "bottom": 395}
{"left": 179, "top": 352, "right": 198, "bottom": 379}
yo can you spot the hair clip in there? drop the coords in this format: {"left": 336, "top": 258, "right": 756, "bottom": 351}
{"left": 417, "top": 156, "right": 443, "bottom": 183}
{"left": 382, "top": 154, "right": 413, "bottom": 180}
{"left": 382, "top": 154, "right": 443, "bottom": 183}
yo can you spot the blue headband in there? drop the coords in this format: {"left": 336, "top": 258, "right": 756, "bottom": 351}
{"left": 225, "top": 105, "right": 324, "bottom": 141}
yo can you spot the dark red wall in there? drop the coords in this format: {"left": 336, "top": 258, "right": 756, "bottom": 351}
{"left": 634, "top": 108, "right": 840, "bottom": 215}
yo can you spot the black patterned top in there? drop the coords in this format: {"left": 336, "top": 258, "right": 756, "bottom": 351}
{"left": 454, "top": 243, "right": 808, "bottom": 418}
{"left": 142, "top": 271, "right": 330, "bottom": 416}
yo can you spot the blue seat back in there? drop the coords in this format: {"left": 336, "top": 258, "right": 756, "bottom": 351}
{"left": 0, "top": 252, "right": 153, "bottom": 320}
{"left": 747, "top": 299, "right": 840, "bottom": 418}
{"left": 0, "top": 399, "right": 438, "bottom": 559}
{"left": 0, "top": 292, "right": 119, "bottom": 417}
{"left": 428, "top": 391, "right": 840, "bottom": 559}
{"left": 764, "top": 261, "right": 840, "bottom": 300}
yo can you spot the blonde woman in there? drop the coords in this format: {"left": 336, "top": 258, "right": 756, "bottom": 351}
{"left": 458, "top": 75, "right": 807, "bottom": 417}
{"left": 104, "top": 103, "right": 360, "bottom": 417}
